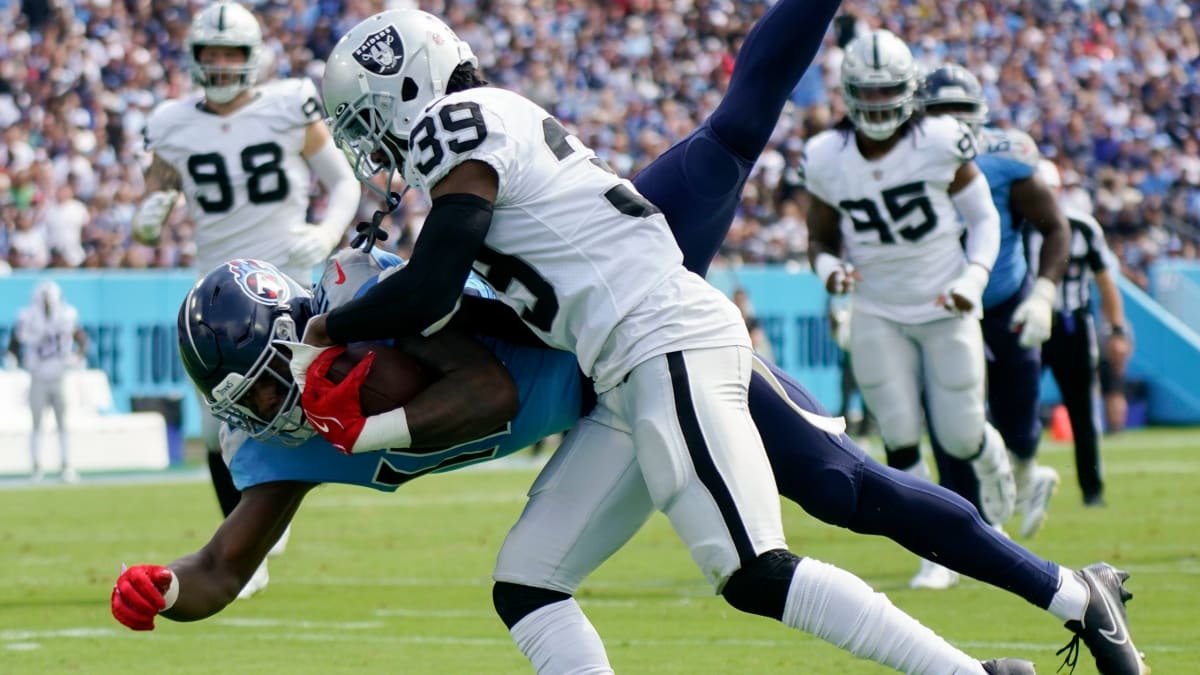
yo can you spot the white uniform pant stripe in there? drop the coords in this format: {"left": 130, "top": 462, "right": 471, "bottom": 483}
{"left": 493, "top": 347, "right": 786, "bottom": 595}
{"left": 665, "top": 351, "right": 757, "bottom": 565}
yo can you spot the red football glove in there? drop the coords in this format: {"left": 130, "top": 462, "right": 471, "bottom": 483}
{"left": 112, "top": 564, "right": 174, "bottom": 631}
{"left": 300, "top": 347, "right": 375, "bottom": 454}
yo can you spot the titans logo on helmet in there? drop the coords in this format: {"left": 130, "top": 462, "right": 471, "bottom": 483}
{"left": 226, "top": 259, "right": 292, "bottom": 305}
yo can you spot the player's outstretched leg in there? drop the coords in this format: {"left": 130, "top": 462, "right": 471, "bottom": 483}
{"left": 751, "top": 358, "right": 1149, "bottom": 674}
{"left": 633, "top": 0, "right": 841, "bottom": 275}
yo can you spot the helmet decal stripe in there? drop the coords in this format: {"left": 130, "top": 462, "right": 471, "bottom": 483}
{"left": 217, "top": 3, "right": 225, "bottom": 31}
{"left": 181, "top": 286, "right": 210, "bottom": 369}
{"left": 872, "top": 33, "right": 880, "bottom": 68}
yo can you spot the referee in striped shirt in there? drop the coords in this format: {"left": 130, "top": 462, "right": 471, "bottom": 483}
{"left": 1029, "top": 160, "right": 1132, "bottom": 507}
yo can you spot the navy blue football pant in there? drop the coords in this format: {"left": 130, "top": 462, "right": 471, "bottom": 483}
{"left": 1042, "top": 310, "right": 1104, "bottom": 500}
{"left": 932, "top": 282, "right": 1044, "bottom": 501}
{"left": 630, "top": 0, "right": 1059, "bottom": 609}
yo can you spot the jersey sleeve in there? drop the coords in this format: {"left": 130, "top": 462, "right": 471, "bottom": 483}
{"left": 1077, "top": 213, "right": 1113, "bottom": 273}
{"left": 142, "top": 100, "right": 177, "bottom": 154}
{"left": 987, "top": 129, "right": 1040, "bottom": 169}
{"left": 402, "top": 92, "right": 514, "bottom": 194}
{"left": 797, "top": 134, "right": 834, "bottom": 204}
{"left": 944, "top": 118, "right": 978, "bottom": 164}
{"left": 285, "top": 78, "right": 325, "bottom": 127}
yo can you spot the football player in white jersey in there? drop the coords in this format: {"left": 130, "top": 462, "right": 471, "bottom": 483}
{"left": 278, "top": 9, "right": 1027, "bottom": 674}
{"left": 8, "top": 281, "right": 88, "bottom": 483}
{"left": 132, "top": 0, "right": 361, "bottom": 598}
{"left": 804, "top": 30, "right": 1015, "bottom": 590}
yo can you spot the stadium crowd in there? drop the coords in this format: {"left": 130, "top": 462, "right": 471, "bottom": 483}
{"left": 0, "top": 0, "right": 1197, "bottom": 291}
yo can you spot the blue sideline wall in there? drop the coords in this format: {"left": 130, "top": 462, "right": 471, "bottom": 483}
{"left": 3, "top": 264, "right": 1196, "bottom": 442}
{"left": 0, "top": 271, "right": 202, "bottom": 438}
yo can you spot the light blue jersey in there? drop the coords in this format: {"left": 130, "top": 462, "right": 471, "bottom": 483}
{"left": 975, "top": 127, "right": 1038, "bottom": 309}
{"left": 227, "top": 248, "right": 584, "bottom": 492}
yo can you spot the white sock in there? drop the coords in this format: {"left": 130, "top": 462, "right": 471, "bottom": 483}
{"left": 782, "top": 557, "right": 985, "bottom": 674}
{"left": 1047, "top": 566, "right": 1089, "bottom": 623}
{"left": 58, "top": 429, "right": 71, "bottom": 468}
{"left": 1013, "top": 457, "right": 1034, "bottom": 497}
{"left": 29, "top": 432, "right": 41, "bottom": 471}
{"left": 509, "top": 598, "right": 613, "bottom": 675}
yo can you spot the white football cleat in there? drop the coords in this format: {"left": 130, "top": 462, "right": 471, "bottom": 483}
{"left": 910, "top": 559, "right": 960, "bottom": 590}
{"left": 1019, "top": 466, "right": 1060, "bottom": 539}
{"left": 61, "top": 466, "right": 80, "bottom": 484}
{"left": 237, "top": 562, "right": 270, "bottom": 600}
{"left": 269, "top": 524, "right": 291, "bottom": 558}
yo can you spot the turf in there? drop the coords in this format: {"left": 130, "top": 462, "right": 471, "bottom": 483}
{"left": 1, "top": 428, "right": 1196, "bottom": 673}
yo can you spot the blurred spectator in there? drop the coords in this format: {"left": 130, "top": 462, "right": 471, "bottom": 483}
{"left": 1, "top": 0, "right": 1198, "bottom": 274}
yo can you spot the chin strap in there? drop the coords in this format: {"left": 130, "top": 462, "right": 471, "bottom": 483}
{"left": 351, "top": 188, "right": 406, "bottom": 253}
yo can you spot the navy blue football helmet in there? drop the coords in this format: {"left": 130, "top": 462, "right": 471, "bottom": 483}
{"left": 918, "top": 63, "right": 988, "bottom": 133}
{"left": 178, "top": 259, "right": 315, "bottom": 445}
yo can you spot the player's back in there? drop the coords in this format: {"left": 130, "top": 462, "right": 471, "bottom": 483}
{"left": 144, "top": 78, "right": 323, "bottom": 280}
{"left": 405, "top": 87, "right": 748, "bottom": 391}
{"left": 975, "top": 127, "right": 1039, "bottom": 308}
{"left": 802, "top": 116, "right": 977, "bottom": 323}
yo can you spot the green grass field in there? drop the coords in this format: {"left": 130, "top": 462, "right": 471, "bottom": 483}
{"left": 2, "top": 428, "right": 1197, "bottom": 674}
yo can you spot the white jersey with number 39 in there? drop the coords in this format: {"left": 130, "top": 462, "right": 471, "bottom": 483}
{"left": 403, "top": 87, "right": 748, "bottom": 392}
{"left": 803, "top": 116, "right": 978, "bottom": 324}
{"left": 144, "top": 78, "right": 323, "bottom": 280}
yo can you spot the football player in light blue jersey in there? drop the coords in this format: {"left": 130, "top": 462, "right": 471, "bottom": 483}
{"left": 218, "top": 249, "right": 584, "bottom": 492}
{"left": 113, "top": 7, "right": 1145, "bottom": 673}
{"left": 919, "top": 64, "right": 1072, "bottom": 540}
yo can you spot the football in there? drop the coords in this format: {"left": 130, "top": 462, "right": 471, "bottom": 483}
{"left": 324, "top": 343, "right": 436, "bottom": 416}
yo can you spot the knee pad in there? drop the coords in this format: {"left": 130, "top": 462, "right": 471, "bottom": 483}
{"left": 492, "top": 581, "right": 572, "bottom": 630}
{"left": 720, "top": 549, "right": 800, "bottom": 620}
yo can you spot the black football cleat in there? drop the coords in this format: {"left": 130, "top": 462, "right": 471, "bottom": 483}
{"left": 981, "top": 658, "right": 1036, "bottom": 674}
{"left": 1058, "top": 563, "right": 1150, "bottom": 675}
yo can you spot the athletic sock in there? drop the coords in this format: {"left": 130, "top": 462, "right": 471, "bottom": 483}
{"left": 782, "top": 557, "right": 985, "bottom": 674}
{"left": 508, "top": 598, "right": 613, "bottom": 675}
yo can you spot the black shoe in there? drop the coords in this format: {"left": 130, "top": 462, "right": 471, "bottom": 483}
{"left": 982, "top": 658, "right": 1036, "bottom": 674}
{"left": 1083, "top": 493, "right": 1108, "bottom": 508}
{"left": 1058, "top": 563, "right": 1149, "bottom": 675}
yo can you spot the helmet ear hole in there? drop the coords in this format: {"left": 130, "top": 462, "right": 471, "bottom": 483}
{"left": 401, "top": 77, "right": 419, "bottom": 102}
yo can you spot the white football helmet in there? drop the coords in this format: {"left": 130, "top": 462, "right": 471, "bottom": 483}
{"left": 185, "top": 1, "right": 264, "bottom": 104}
{"left": 841, "top": 30, "right": 919, "bottom": 141}
{"left": 323, "top": 9, "right": 477, "bottom": 199}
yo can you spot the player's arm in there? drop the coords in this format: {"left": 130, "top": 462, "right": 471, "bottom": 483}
{"left": 806, "top": 195, "right": 859, "bottom": 294}
{"left": 310, "top": 160, "right": 499, "bottom": 346}
{"left": 112, "top": 481, "right": 313, "bottom": 629}
{"left": 288, "top": 121, "right": 362, "bottom": 267}
{"left": 131, "top": 154, "right": 183, "bottom": 245}
{"left": 941, "top": 160, "right": 1000, "bottom": 314}
{"left": 390, "top": 329, "right": 520, "bottom": 448}
{"left": 1007, "top": 174, "right": 1070, "bottom": 345}
{"left": 1010, "top": 175, "right": 1069, "bottom": 283}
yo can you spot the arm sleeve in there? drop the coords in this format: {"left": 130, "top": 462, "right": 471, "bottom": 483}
{"left": 307, "top": 138, "right": 360, "bottom": 240}
{"left": 325, "top": 193, "right": 493, "bottom": 342}
{"left": 952, "top": 172, "right": 1001, "bottom": 270}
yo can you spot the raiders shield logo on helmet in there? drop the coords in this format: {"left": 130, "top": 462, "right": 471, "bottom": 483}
{"left": 353, "top": 26, "right": 404, "bottom": 76}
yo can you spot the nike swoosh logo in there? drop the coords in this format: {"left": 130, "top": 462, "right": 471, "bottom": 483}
{"left": 1093, "top": 573, "right": 1129, "bottom": 645}
{"left": 305, "top": 412, "right": 344, "bottom": 434}
{"left": 334, "top": 260, "right": 346, "bottom": 285}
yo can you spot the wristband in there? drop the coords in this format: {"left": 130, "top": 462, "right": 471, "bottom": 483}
{"left": 353, "top": 407, "right": 411, "bottom": 453}
{"left": 813, "top": 253, "right": 844, "bottom": 286}
{"left": 1110, "top": 325, "right": 1127, "bottom": 338}
{"left": 161, "top": 569, "right": 180, "bottom": 611}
